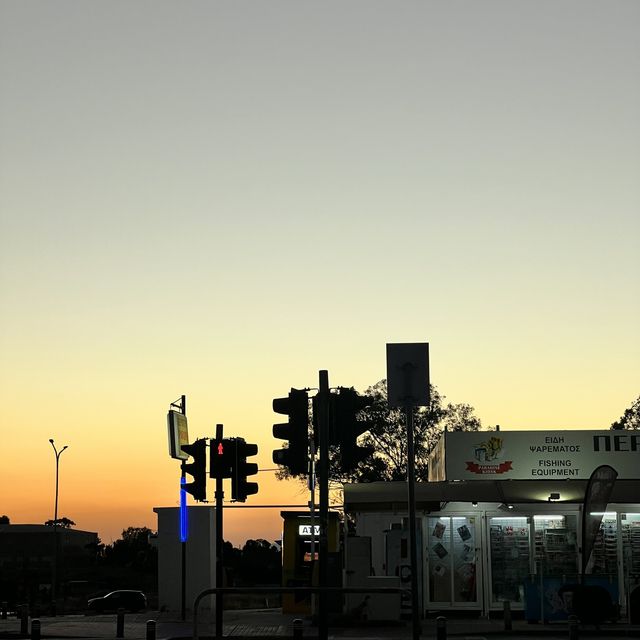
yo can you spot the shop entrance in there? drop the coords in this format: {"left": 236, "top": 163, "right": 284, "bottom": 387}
{"left": 425, "top": 515, "right": 481, "bottom": 610}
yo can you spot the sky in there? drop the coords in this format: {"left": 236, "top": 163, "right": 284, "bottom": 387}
{"left": 1, "top": 1, "right": 638, "bottom": 547}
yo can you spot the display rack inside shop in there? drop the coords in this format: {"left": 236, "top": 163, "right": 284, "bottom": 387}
{"left": 621, "top": 517, "right": 640, "bottom": 577}
{"left": 533, "top": 518, "right": 578, "bottom": 577}
{"left": 591, "top": 518, "right": 618, "bottom": 577}
{"left": 490, "top": 522, "right": 530, "bottom": 603}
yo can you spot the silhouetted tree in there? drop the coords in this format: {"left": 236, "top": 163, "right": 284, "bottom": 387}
{"left": 0, "top": 515, "right": 9, "bottom": 524}
{"left": 238, "top": 539, "right": 281, "bottom": 585}
{"left": 104, "top": 527, "right": 157, "bottom": 572}
{"left": 611, "top": 395, "right": 640, "bottom": 430}
{"left": 44, "top": 517, "right": 75, "bottom": 528}
{"left": 276, "top": 380, "right": 482, "bottom": 484}
{"left": 345, "top": 380, "right": 481, "bottom": 482}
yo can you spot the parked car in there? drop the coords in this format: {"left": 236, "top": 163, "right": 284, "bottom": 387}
{"left": 87, "top": 590, "right": 147, "bottom": 613}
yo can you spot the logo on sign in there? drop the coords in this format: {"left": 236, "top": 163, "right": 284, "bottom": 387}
{"left": 465, "top": 436, "right": 513, "bottom": 475}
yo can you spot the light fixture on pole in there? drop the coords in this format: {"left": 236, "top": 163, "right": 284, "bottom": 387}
{"left": 49, "top": 438, "right": 68, "bottom": 616}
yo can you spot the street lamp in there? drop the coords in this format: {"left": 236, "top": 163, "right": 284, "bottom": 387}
{"left": 49, "top": 438, "right": 68, "bottom": 615}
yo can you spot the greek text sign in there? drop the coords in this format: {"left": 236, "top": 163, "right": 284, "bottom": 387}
{"left": 441, "top": 430, "right": 640, "bottom": 480}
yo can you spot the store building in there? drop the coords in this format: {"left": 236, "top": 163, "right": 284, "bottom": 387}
{"left": 343, "top": 429, "right": 640, "bottom": 620}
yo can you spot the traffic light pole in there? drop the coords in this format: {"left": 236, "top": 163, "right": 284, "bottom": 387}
{"left": 179, "top": 395, "right": 187, "bottom": 622}
{"left": 181, "top": 462, "right": 187, "bottom": 622}
{"left": 215, "top": 425, "right": 224, "bottom": 639}
{"left": 317, "top": 370, "right": 329, "bottom": 640}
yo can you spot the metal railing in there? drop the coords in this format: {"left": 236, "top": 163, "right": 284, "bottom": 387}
{"left": 193, "top": 585, "right": 410, "bottom": 640}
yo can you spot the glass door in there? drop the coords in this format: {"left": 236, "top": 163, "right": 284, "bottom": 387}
{"left": 488, "top": 516, "right": 530, "bottom": 606}
{"left": 426, "top": 515, "right": 480, "bottom": 608}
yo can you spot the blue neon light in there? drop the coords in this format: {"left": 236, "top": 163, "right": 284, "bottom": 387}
{"left": 180, "top": 477, "right": 188, "bottom": 542}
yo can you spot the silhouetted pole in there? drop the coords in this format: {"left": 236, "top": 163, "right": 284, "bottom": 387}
{"left": 387, "top": 343, "right": 430, "bottom": 640}
{"left": 49, "top": 439, "right": 68, "bottom": 616}
{"left": 404, "top": 384, "right": 421, "bottom": 640}
{"left": 215, "top": 424, "right": 224, "bottom": 640}
{"left": 317, "top": 370, "right": 330, "bottom": 640}
{"left": 180, "top": 395, "right": 187, "bottom": 622}
{"left": 180, "top": 463, "right": 187, "bottom": 621}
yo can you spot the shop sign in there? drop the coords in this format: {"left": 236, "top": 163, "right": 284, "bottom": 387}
{"left": 439, "top": 430, "right": 640, "bottom": 480}
{"left": 298, "top": 525, "right": 320, "bottom": 536}
{"left": 167, "top": 410, "right": 189, "bottom": 460}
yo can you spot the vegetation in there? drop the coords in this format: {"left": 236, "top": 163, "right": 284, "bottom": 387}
{"left": 610, "top": 395, "right": 640, "bottom": 430}
{"left": 44, "top": 517, "right": 76, "bottom": 528}
{"left": 103, "top": 527, "right": 157, "bottom": 573}
{"left": 223, "top": 539, "right": 281, "bottom": 586}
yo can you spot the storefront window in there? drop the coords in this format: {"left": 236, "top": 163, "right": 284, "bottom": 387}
{"left": 621, "top": 514, "right": 640, "bottom": 578}
{"left": 622, "top": 513, "right": 640, "bottom": 616}
{"left": 489, "top": 516, "right": 530, "bottom": 603}
{"left": 533, "top": 515, "right": 578, "bottom": 578}
{"left": 427, "top": 516, "right": 478, "bottom": 606}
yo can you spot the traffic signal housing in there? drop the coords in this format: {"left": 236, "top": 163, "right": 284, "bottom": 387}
{"left": 331, "top": 387, "right": 374, "bottom": 471}
{"left": 181, "top": 438, "right": 208, "bottom": 501}
{"left": 232, "top": 438, "right": 259, "bottom": 502}
{"left": 210, "top": 437, "right": 234, "bottom": 479}
{"left": 272, "top": 388, "right": 309, "bottom": 475}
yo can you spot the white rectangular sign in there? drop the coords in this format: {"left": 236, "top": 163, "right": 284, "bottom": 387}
{"left": 438, "top": 430, "right": 640, "bottom": 481}
{"left": 298, "top": 524, "right": 320, "bottom": 536}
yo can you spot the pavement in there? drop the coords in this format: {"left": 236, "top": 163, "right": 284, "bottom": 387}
{"left": 1, "top": 609, "right": 640, "bottom": 640}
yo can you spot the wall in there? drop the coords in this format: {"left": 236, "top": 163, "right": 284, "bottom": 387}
{"left": 153, "top": 506, "right": 216, "bottom": 613}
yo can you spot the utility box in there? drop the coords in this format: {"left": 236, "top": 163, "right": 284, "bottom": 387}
{"left": 385, "top": 520, "right": 423, "bottom": 618}
{"left": 344, "top": 536, "right": 401, "bottom": 621}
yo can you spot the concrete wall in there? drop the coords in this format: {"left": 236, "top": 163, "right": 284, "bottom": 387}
{"left": 153, "top": 506, "right": 216, "bottom": 613}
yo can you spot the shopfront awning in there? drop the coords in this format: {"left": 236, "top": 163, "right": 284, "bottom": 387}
{"left": 343, "top": 479, "right": 640, "bottom": 512}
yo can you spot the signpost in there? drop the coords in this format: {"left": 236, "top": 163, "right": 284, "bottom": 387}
{"left": 167, "top": 395, "right": 189, "bottom": 621}
{"left": 386, "top": 343, "right": 430, "bottom": 640}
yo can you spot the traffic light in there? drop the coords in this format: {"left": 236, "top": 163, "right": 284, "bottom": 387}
{"left": 210, "top": 437, "right": 234, "bottom": 479}
{"left": 272, "top": 388, "right": 309, "bottom": 475}
{"left": 331, "top": 387, "right": 374, "bottom": 471}
{"left": 181, "top": 438, "right": 207, "bottom": 501}
{"left": 232, "top": 438, "right": 259, "bottom": 502}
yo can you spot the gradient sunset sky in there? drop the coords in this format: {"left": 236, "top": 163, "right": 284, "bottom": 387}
{"left": 1, "top": 1, "right": 638, "bottom": 546}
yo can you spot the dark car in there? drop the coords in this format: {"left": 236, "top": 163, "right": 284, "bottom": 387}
{"left": 87, "top": 590, "right": 147, "bottom": 613}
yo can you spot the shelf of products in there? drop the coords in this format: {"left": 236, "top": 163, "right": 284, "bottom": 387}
{"left": 533, "top": 516, "right": 578, "bottom": 577}
{"left": 591, "top": 516, "right": 618, "bottom": 577}
{"left": 489, "top": 517, "right": 530, "bottom": 603}
{"left": 621, "top": 514, "right": 640, "bottom": 578}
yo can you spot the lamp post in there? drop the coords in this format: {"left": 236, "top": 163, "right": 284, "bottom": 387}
{"left": 49, "top": 439, "right": 68, "bottom": 616}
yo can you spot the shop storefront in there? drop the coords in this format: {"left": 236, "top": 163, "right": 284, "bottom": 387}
{"left": 344, "top": 429, "right": 640, "bottom": 618}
